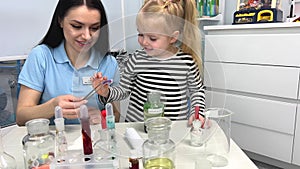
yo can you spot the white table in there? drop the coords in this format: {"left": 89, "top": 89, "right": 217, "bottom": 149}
{"left": 2, "top": 121, "right": 258, "bottom": 169}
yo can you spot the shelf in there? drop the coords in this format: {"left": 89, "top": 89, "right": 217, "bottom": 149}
{"left": 197, "top": 14, "right": 222, "bottom": 22}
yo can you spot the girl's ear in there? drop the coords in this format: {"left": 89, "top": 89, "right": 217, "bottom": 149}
{"left": 170, "top": 31, "right": 180, "bottom": 43}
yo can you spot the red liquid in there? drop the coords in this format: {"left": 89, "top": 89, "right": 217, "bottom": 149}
{"left": 81, "top": 121, "right": 93, "bottom": 155}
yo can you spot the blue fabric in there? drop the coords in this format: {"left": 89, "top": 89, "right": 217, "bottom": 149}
{"left": 18, "top": 41, "right": 120, "bottom": 124}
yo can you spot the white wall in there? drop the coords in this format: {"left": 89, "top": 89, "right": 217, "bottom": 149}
{"left": 0, "top": 0, "right": 143, "bottom": 59}
{"left": 0, "top": 0, "right": 58, "bottom": 57}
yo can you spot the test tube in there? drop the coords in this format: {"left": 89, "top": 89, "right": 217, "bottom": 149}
{"left": 80, "top": 105, "right": 93, "bottom": 160}
{"left": 105, "top": 103, "right": 115, "bottom": 129}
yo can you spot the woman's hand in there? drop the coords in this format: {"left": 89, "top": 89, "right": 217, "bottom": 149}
{"left": 91, "top": 72, "right": 110, "bottom": 97}
{"left": 54, "top": 95, "right": 87, "bottom": 119}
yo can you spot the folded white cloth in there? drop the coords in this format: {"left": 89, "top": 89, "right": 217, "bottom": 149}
{"left": 124, "top": 127, "right": 144, "bottom": 157}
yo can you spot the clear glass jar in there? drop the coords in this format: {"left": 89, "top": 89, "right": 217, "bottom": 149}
{"left": 143, "top": 92, "right": 164, "bottom": 132}
{"left": 142, "top": 117, "right": 175, "bottom": 169}
{"left": 22, "top": 118, "right": 55, "bottom": 169}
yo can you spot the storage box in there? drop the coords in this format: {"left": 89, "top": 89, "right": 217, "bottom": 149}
{"left": 233, "top": 8, "right": 283, "bottom": 24}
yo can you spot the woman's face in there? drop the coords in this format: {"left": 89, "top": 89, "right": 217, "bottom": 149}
{"left": 60, "top": 5, "right": 101, "bottom": 57}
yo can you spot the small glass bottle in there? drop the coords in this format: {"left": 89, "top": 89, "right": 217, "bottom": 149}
{"left": 129, "top": 149, "right": 139, "bottom": 169}
{"left": 0, "top": 126, "right": 16, "bottom": 169}
{"left": 190, "top": 120, "right": 204, "bottom": 147}
{"left": 142, "top": 117, "right": 175, "bottom": 169}
{"left": 22, "top": 118, "right": 55, "bottom": 169}
{"left": 143, "top": 92, "right": 164, "bottom": 132}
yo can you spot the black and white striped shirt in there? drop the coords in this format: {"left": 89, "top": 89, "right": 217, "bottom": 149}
{"left": 107, "top": 49, "right": 205, "bottom": 122}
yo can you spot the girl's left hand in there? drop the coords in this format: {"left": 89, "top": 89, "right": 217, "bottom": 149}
{"left": 188, "top": 113, "right": 206, "bottom": 126}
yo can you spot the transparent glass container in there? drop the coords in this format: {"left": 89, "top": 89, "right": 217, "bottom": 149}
{"left": 143, "top": 92, "right": 164, "bottom": 132}
{"left": 22, "top": 118, "right": 55, "bottom": 169}
{"left": 0, "top": 127, "right": 16, "bottom": 169}
{"left": 142, "top": 117, "right": 175, "bottom": 169}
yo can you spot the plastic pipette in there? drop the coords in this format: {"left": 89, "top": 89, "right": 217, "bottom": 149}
{"left": 81, "top": 79, "right": 113, "bottom": 101}
{"left": 195, "top": 106, "right": 200, "bottom": 120}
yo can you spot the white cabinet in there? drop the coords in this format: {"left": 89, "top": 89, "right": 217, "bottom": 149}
{"left": 294, "top": 105, "right": 300, "bottom": 166}
{"left": 204, "top": 23, "right": 300, "bottom": 166}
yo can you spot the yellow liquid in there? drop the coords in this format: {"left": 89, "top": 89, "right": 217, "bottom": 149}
{"left": 144, "top": 157, "right": 175, "bottom": 169}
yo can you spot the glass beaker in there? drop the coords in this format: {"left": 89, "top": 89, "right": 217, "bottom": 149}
{"left": 0, "top": 126, "right": 16, "bottom": 169}
{"left": 22, "top": 118, "right": 55, "bottom": 169}
{"left": 142, "top": 117, "right": 175, "bottom": 169}
{"left": 203, "top": 108, "right": 233, "bottom": 167}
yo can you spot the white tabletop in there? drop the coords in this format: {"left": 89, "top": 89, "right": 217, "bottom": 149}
{"left": 2, "top": 121, "right": 258, "bottom": 169}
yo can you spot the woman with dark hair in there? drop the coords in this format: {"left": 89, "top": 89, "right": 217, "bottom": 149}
{"left": 17, "top": 0, "right": 120, "bottom": 126}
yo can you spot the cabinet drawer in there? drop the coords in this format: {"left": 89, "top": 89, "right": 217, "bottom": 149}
{"left": 232, "top": 122, "right": 293, "bottom": 163}
{"left": 205, "top": 90, "right": 296, "bottom": 135}
{"left": 205, "top": 34, "right": 300, "bottom": 67}
{"left": 204, "top": 62, "right": 299, "bottom": 99}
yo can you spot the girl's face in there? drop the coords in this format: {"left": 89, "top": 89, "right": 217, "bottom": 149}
{"left": 60, "top": 6, "right": 101, "bottom": 58}
{"left": 137, "top": 16, "right": 178, "bottom": 58}
{"left": 137, "top": 31, "right": 177, "bottom": 58}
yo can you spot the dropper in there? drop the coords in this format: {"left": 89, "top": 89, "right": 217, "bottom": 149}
{"left": 81, "top": 79, "right": 113, "bottom": 101}
{"left": 195, "top": 106, "right": 200, "bottom": 120}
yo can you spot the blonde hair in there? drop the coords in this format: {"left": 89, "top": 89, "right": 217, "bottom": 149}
{"left": 138, "top": 0, "right": 203, "bottom": 73}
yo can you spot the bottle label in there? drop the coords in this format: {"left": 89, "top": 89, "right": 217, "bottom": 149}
{"left": 148, "top": 108, "right": 163, "bottom": 115}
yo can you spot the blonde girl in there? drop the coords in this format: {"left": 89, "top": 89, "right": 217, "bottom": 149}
{"left": 94, "top": 0, "right": 205, "bottom": 124}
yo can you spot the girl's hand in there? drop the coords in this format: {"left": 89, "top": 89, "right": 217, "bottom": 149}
{"left": 188, "top": 113, "right": 206, "bottom": 127}
{"left": 54, "top": 95, "right": 87, "bottom": 119}
{"left": 91, "top": 72, "right": 110, "bottom": 97}
{"left": 88, "top": 107, "right": 101, "bottom": 125}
